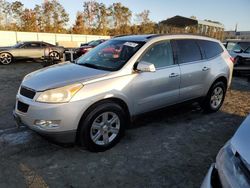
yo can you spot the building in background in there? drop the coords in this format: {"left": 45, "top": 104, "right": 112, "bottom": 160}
{"left": 224, "top": 31, "right": 250, "bottom": 40}
{"left": 158, "top": 15, "right": 224, "bottom": 40}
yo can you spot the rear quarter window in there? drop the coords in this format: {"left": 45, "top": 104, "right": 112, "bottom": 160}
{"left": 197, "top": 40, "right": 224, "bottom": 59}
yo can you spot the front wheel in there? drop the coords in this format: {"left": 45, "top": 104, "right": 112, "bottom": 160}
{"left": 0, "top": 53, "right": 12, "bottom": 65}
{"left": 201, "top": 81, "right": 226, "bottom": 113}
{"left": 78, "top": 102, "right": 126, "bottom": 152}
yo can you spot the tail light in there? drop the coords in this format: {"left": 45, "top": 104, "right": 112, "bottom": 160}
{"left": 230, "top": 57, "right": 235, "bottom": 64}
{"left": 81, "top": 48, "right": 91, "bottom": 54}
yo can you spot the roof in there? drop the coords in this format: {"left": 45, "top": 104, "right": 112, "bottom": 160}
{"left": 160, "top": 15, "right": 224, "bottom": 29}
{"left": 197, "top": 20, "right": 224, "bottom": 29}
{"left": 112, "top": 34, "right": 219, "bottom": 43}
{"left": 160, "top": 15, "right": 198, "bottom": 27}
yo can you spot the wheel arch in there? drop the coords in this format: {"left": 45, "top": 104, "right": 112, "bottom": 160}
{"left": 76, "top": 97, "right": 131, "bottom": 140}
{"left": 0, "top": 51, "right": 13, "bottom": 57}
{"left": 206, "top": 75, "right": 228, "bottom": 95}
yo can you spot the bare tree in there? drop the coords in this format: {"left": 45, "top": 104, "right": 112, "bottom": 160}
{"left": 83, "top": 1, "right": 99, "bottom": 29}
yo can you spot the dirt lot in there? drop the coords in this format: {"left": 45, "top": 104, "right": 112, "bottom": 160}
{"left": 0, "top": 62, "right": 249, "bottom": 188}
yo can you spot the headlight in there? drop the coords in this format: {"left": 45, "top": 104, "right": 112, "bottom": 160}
{"left": 216, "top": 141, "right": 250, "bottom": 187}
{"left": 36, "top": 83, "right": 83, "bottom": 103}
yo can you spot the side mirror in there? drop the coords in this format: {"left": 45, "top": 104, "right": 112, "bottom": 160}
{"left": 233, "top": 49, "right": 243, "bottom": 53}
{"left": 136, "top": 61, "right": 156, "bottom": 72}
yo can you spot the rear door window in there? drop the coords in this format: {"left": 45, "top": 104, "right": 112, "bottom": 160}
{"left": 173, "top": 39, "right": 202, "bottom": 64}
{"left": 197, "top": 40, "right": 224, "bottom": 59}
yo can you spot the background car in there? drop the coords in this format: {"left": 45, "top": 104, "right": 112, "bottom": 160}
{"left": 224, "top": 40, "right": 250, "bottom": 74}
{"left": 80, "top": 40, "right": 94, "bottom": 47}
{"left": 74, "top": 39, "right": 107, "bottom": 58}
{"left": 201, "top": 114, "right": 250, "bottom": 188}
{"left": 0, "top": 41, "right": 65, "bottom": 65}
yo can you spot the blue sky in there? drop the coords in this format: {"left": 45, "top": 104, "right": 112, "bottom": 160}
{"left": 8, "top": 0, "right": 250, "bottom": 31}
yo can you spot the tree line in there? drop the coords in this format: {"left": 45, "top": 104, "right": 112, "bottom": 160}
{"left": 0, "top": 0, "right": 157, "bottom": 35}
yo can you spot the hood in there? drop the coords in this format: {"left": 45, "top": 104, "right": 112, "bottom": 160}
{"left": 22, "top": 62, "right": 109, "bottom": 91}
{"left": 231, "top": 115, "right": 250, "bottom": 166}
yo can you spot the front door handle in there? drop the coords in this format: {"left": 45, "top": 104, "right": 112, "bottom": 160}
{"left": 202, "top": 66, "right": 210, "bottom": 71}
{"left": 169, "top": 73, "right": 179, "bottom": 78}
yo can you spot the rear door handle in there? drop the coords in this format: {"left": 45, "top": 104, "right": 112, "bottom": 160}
{"left": 202, "top": 67, "right": 210, "bottom": 71}
{"left": 169, "top": 73, "right": 179, "bottom": 78}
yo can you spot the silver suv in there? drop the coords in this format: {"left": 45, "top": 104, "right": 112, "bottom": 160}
{"left": 14, "top": 35, "right": 233, "bottom": 151}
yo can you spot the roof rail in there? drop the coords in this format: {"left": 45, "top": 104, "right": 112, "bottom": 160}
{"left": 112, "top": 34, "right": 130, "bottom": 38}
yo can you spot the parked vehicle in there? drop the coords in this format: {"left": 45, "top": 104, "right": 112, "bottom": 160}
{"left": 201, "top": 114, "right": 250, "bottom": 188}
{"left": 0, "top": 41, "right": 65, "bottom": 65}
{"left": 80, "top": 40, "right": 94, "bottom": 47}
{"left": 13, "top": 34, "right": 233, "bottom": 152}
{"left": 224, "top": 40, "right": 250, "bottom": 74}
{"left": 74, "top": 39, "right": 107, "bottom": 58}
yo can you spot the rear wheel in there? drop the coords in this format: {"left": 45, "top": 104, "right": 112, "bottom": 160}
{"left": 49, "top": 51, "right": 60, "bottom": 60}
{"left": 0, "top": 53, "right": 12, "bottom": 65}
{"left": 201, "top": 81, "right": 226, "bottom": 113}
{"left": 78, "top": 102, "right": 126, "bottom": 152}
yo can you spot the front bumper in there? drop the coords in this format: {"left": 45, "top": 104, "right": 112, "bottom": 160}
{"left": 13, "top": 92, "right": 90, "bottom": 144}
{"left": 13, "top": 110, "right": 76, "bottom": 143}
{"left": 201, "top": 142, "right": 250, "bottom": 188}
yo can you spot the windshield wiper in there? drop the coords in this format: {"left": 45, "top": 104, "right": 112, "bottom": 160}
{"left": 79, "top": 63, "right": 114, "bottom": 71}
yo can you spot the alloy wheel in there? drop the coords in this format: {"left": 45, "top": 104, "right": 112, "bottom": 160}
{"left": 0, "top": 53, "right": 12, "bottom": 65}
{"left": 49, "top": 51, "right": 60, "bottom": 60}
{"left": 90, "top": 112, "right": 120, "bottom": 146}
{"left": 210, "top": 86, "right": 224, "bottom": 109}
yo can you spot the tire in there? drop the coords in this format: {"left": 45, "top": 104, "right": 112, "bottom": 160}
{"left": 201, "top": 81, "right": 226, "bottom": 113}
{"left": 0, "top": 52, "right": 13, "bottom": 65}
{"left": 78, "top": 102, "right": 126, "bottom": 152}
{"left": 49, "top": 51, "right": 60, "bottom": 60}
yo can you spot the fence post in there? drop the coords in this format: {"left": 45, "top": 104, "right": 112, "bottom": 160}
{"left": 55, "top": 34, "right": 57, "bottom": 45}
{"left": 15, "top": 31, "right": 18, "bottom": 43}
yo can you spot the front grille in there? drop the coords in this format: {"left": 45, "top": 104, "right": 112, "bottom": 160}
{"left": 20, "top": 87, "right": 36, "bottom": 99}
{"left": 17, "top": 101, "right": 29, "bottom": 113}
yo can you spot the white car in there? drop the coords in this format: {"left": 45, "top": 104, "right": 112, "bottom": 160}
{"left": 201, "top": 115, "right": 250, "bottom": 188}
{"left": 225, "top": 40, "right": 250, "bottom": 74}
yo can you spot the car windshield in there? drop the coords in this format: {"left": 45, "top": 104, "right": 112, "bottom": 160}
{"left": 76, "top": 40, "right": 145, "bottom": 71}
{"left": 228, "top": 42, "right": 250, "bottom": 51}
{"left": 238, "top": 42, "right": 250, "bottom": 51}
{"left": 13, "top": 42, "right": 24, "bottom": 48}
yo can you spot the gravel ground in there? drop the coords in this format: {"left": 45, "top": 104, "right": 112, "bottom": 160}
{"left": 0, "top": 62, "right": 249, "bottom": 188}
